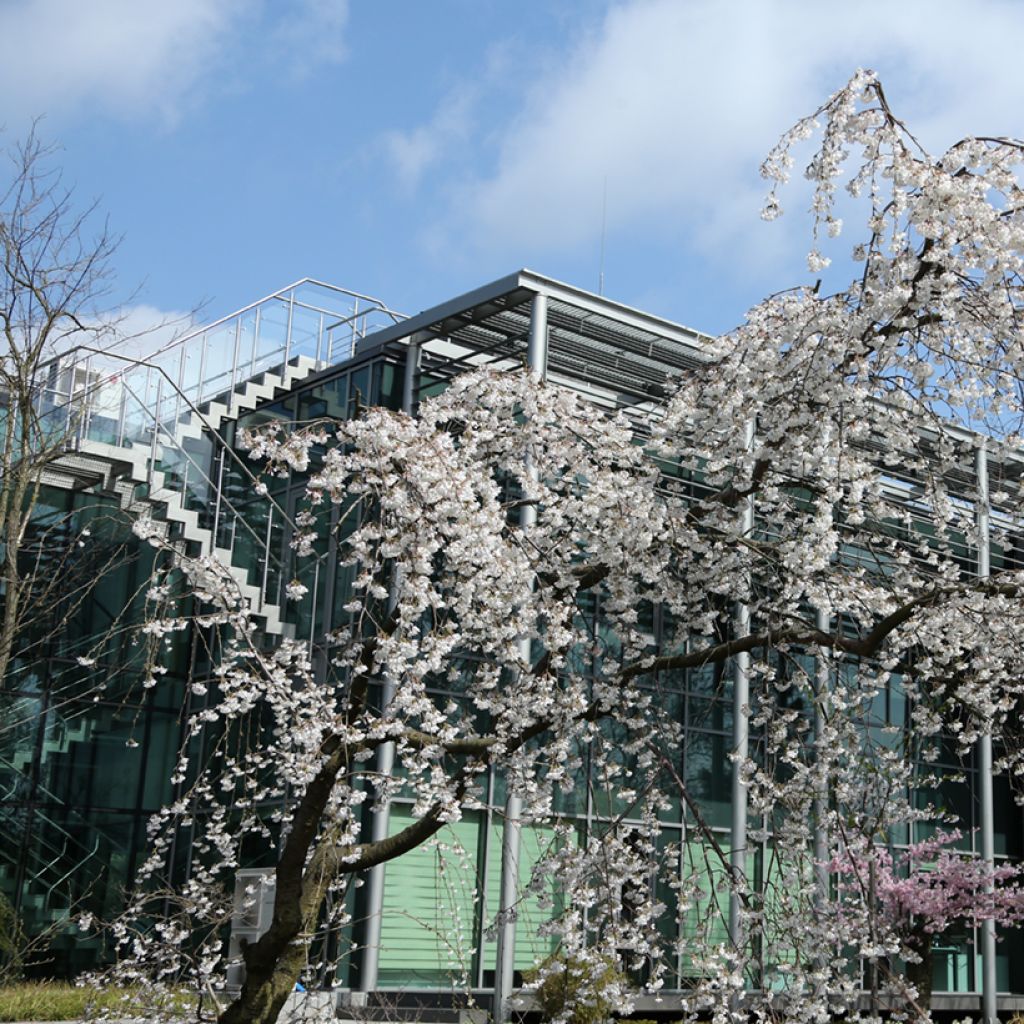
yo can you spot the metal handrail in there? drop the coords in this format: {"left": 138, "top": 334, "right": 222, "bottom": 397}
{"left": 27, "top": 280, "right": 369, "bottom": 631}
{"left": 26, "top": 843, "right": 69, "bottom": 887}
{"left": 33, "top": 277, "right": 406, "bottom": 384}
{"left": 37, "top": 346, "right": 300, "bottom": 537}
{"left": 37, "top": 345, "right": 330, "bottom": 625}
{"left": 0, "top": 757, "right": 128, "bottom": 854}
{"left": 0, "top": 797, "right": 106, "bottom": 901}
{"left": 0, "top": 806, "right": 107, "bottom": 895}
{"left": 116, "top": 376, "right": 291, "bottom": 600}
{"left": 45, "top": 834, "right": 102, "bottom": 903}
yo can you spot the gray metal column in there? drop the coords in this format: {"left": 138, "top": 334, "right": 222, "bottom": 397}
{"left": 402, "top": 338, "right": 421, "bottom": 415}
{"left": 813, "top": 606, "right": 829, "bottom": 910}
{"left": 525, "top": 292, "right": 548, "bottom": 383}
{"left": 359, "top": 341, "right": 420, "bottom": 996}
{"left": 976, "top": 441, "right": 998, "bottom": 1024}
{"left": 494, "top": 293, "right": 548, "bottom": 1022}
{"left": 728, "top": 418, "right": 756, "bottom": 959}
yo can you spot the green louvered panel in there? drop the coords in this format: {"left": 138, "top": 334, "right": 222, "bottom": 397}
{"left": 760, "top": 845, "right": 805, "bottom": 991}
{"left": 679, "top": 838, "right": 733, "bottom": 978}
{"left": 482, "top": 823, "right": 563, "bottom": 972}
{"left": 377, "top": 807, "right": 481, "bottom": 987}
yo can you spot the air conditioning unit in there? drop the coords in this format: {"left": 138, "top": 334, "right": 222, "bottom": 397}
{"left": 226, "top": 867, "right": 275, "bottom": 990}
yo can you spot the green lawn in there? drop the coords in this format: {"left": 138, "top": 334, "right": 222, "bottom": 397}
{"left": 0, "top": 981, "right": 198, "bottom": 1021}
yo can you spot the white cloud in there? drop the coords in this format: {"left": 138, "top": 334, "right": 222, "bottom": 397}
{"left": 0, "top": 0, "right": 244, "bottom": 124}
{"left": 0, "top": 0, "right": 350, "bottom": 125}
{"left": 383, "top": 88, "right": 475, "bottom": 191}
{"left": 56, "top": 304, "right": 198, "bottom": 366}
{"left": 430, "top": 0, "right": 1024, "bottom": 275}
{"left": 272, "top": 0, "right": 350, "bottom": 79}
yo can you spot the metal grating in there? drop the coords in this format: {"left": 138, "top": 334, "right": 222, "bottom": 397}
{"left": 371, "top": 279, "right": 709, "bottom": 408}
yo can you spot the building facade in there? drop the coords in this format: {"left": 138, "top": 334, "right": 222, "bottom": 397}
{"left": 1, "top": 272, "right": 1022, "bottom": 1011}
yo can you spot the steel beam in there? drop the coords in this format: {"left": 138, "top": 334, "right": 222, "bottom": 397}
{"left": 814, "top": 606, "right": 829, "bottom": 911}
{"left": 358, "top": 342, "right": 420, "bottom": 995}
{"left": 728, "top": 418, "right": 756, "bottom": 970}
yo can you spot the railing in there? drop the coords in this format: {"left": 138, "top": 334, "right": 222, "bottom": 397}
{"left": 0, "top": 756, "right": 128, "bottom": 859}
{"left": 33, "top": 278, "right": 405, "bottom": 419}
{"left": 0, "top": 759, "right": 124, "bottom": 928}
{"left": 27, "top": 281, "right": 405, "bottom": 637}
{"left": 33, "top": 348, "right": 292, "bottom": 613}
{"left": 1, "top": 282, "right": 411, "bottom": 948}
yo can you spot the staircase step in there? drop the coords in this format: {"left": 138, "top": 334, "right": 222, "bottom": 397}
{"left": 46, "top": 359, "right": 319, "bottom": 642}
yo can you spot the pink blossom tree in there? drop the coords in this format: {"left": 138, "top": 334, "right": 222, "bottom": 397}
{"left": 833, "top": 831, "right": 1024, "bottom": 1009}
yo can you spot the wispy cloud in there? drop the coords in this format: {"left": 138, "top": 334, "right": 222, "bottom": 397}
{"left": 382, "top": 88, "right": 475, "bottom": 192}
{"left": 0, "top": 0, "right": 243, "bottom": 125}
{"left": 0, "top": 0, "right": 351, "bottom": 126}
{"left": 272, "top": 0, "right": 350, "bottom": 80}
{"left": 57, "top": 304, "right": 199, "bottom": 364}
{"left": 411, "top": 0, "right": 1024, "bottom": 281}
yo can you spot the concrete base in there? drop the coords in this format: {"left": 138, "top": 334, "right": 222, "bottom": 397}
{"left": 277, "top": 991, "right": 338, "bottom": 1021}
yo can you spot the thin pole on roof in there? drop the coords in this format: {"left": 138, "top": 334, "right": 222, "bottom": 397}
{"left": 599, "top": 176, "right": 608, "bottom": 297}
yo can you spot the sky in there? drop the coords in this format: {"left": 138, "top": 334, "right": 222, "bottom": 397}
{"left": 4, "top": 0, "right": 1024, "bottom": 340}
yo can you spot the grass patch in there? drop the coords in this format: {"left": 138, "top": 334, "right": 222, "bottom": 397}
{"left": 0, "top": 980, "right": 197, "bottom": 1021}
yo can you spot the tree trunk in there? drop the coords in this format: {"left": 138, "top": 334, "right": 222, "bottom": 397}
{"left": 218, "top": 938, "right": 310, "bottom": 1024}
{"left": 904, "top": 925, "right": 933, "bottom": 1015}
{"left": 216, "top": 753, "right": 344, "bottom": 1024}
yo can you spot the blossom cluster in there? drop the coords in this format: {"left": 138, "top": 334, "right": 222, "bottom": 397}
{"left": 832, "top": 830, "right": 1024, "bottom": 936}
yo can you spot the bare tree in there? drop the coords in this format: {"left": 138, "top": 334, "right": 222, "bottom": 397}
{"left": 0, "top": 133, "right": 198, "bottom": 977}
{"left": 0, "top": 127, "right": 130, "bottom": 683}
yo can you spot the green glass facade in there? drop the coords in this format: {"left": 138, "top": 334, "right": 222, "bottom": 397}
{"left": 0, "top": 488, "right": 189, "bottom": 976}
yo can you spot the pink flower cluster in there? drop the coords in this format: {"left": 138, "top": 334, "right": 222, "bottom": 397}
{"left": 833, "top": 830, "right": 1024, "bottom": 934}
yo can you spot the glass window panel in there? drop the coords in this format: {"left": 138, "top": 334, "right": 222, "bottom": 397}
{"left": 679, "top": 837, "right": 732, "bottom": 978}
{"left": 997, "top": 925, "right": 1024, "bottom": 993}
{"left": 377, "top": 362, "right": 402, "bottom": 411}
{"left": 140, "top": 712, "right": 180, "bottom": 811}
{"left": 482, "top": 820, "right": 567, "bottom": 973}
{"left": 687, "top": 695, "right": 733, "bottom": 734}
{"left": 349, "top": 367, "right": 371, "bottom": 417}
{"left": 991, "top": 773, "right": 1022, "bottom": 857}
{"left": 931, "top": 932, "right": 974, "bottom": 993}
{"left": 684, "top": 732, "right": 732, "bottom": 829}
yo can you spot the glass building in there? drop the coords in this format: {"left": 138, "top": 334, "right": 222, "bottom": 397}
{"left": 1, "top": 271, "right": 1022, "bottom": 1013}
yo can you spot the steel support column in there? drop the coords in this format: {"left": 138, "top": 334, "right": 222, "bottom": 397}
{"left": 728, "top": 417, "right": 756, "bottom": 965}
{"left": 358, "top": 342, "right": 420, "bottom": 996}
{"left": 813, "top": 606, "right": 829, "bottom": 911}
{"left": 977, "top": 441, "right": 998, "bottom": 1024}
{"left": 494, "top": 292, "right": 548, "bottom": 1022}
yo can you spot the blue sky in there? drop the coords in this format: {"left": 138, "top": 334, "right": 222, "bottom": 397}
{"left": 4, "top": 0, "right": 1024, "bottom": 339}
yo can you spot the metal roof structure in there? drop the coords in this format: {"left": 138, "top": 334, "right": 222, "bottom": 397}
{"left": 274, "top": 267, "right": 1024, "bottom": 517}
{"left": 356, "top": 269, "right": 713, "bottom": 409}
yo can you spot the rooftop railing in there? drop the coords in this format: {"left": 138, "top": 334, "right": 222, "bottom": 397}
{"left": 34, "top": 278, "right": 406, "bottom": 426}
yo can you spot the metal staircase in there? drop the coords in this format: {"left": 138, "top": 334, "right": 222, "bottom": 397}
{"left": 1, "top": 281, "right": 406, "bottom": 973}
{"left": 50, "top": 352, "right": 321, "bottom": 636}
{"left": 31, "top": 279, "right": 405, "bottom": 640}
